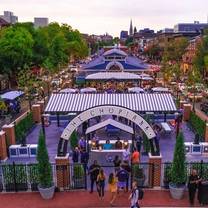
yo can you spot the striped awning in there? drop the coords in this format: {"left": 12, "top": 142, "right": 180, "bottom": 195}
{"left": 45, "top": 93, "right": 177, "bottom": 113}
{"left": 85, "top": 72, "right": 141, "bottom": 80}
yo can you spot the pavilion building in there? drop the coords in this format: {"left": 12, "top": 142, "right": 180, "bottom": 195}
{"left": 76, "top": 47, "right": 149, "bottom": 84}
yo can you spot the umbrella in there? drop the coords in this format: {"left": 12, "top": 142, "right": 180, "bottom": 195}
{"left": 60, "top": 88, "right": 78, "bottom": 93}
{"left": 80, "top": 87, "right": 97, "bottom": 93}
{"left": 128, "top": 87, "right": 144, "bottom": 93}
{"left": 0, "top": 90, "right": 24, "bottom": 100}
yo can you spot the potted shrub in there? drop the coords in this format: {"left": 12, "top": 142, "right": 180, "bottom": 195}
{"left": 37, "top": 130, "right": 55, "bottom": 199}
{"left": 169, "top": 132, "right": 187, "bottom": 199}
{"left": 73, "top": 164, "right": 85, "bottom": 188}
{"left": 163, "top": 163, "right": 172, "bottom": 189}
{"left": 132, "top": 164, "right": 145, "bottom": 187}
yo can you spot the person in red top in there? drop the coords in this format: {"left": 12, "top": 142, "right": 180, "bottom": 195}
{"left": 131, "top": 148, "right": 140, "bottom": 164}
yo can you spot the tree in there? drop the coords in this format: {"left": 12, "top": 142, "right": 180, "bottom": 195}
{"left": 170, "top": 132, "right": 186, "bottom": 186}
{"left": 37, "top": 130, "right": 53, "bottom": 188}
{"left": 0, "top": 26, "right": 34, "bottom": 86}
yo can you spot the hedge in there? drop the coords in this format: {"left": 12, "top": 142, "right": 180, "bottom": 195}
{"left": 15, "top": 112, "right": 35, "bottom": 144}
{"left": 189, "top": 111, "right": 206, "bottom": 141}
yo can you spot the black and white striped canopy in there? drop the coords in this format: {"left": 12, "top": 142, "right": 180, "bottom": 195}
{"left": 45, "top": 93, "right": 177, "bottom": 113}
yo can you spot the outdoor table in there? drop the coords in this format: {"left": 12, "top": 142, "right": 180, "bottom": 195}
{"left": 160, "top": 122, "right": 172, "bottom": 133}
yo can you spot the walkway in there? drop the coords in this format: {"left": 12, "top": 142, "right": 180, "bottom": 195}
{"left": 0, "top": 190, "right": 200, "bottom": 208}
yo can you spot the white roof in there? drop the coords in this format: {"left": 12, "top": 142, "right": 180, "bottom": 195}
{"left": 45, "top": 93, "right": 177, "bottom": 113}
{"left": 80, "top": 87, "right": 97, "bottom": 93}
{"left": 103, "top": 48, "right": 127, "bottom": 57}
{"left": 152, "top": 87, "right": 169, "bottom": 92}
{"left": 60, "top": 88, "right": 78, "bottom": 93}
{"left": 1, "top": 91, "right": 24, "bottom": 100}
{"left": 86, "top": 118, "right": 134, "bottom": 134}
{"left": 85, "top": 72, "right": 141, "bottom": 80}
{"left": 128, "top": 87, "right": 144, "bottom": 93}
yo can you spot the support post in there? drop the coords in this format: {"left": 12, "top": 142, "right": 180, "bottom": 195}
{"left": 148, "top": 153, "right": 162, "bottom": 187}
{"left": 0, "top": 131, "right": 8, "bottom": 161}
{"left": 2, "top": 124, "right": 16, "bottom": 146}
{"left": 57, "top": 113, "right": 60, "bottom": 127}
{"left": 32, "top": 104, "right": 41, "bottom": 123}
{"left": 41, "top": 115, "right": 45, "bottom": 136}
{"left": 55, "top": 154, "right": 70, "bottom": 191}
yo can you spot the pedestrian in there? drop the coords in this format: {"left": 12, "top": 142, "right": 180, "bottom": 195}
{"left": 116, "top": 166, "right": 129, "bottom": 193}
{"left": 79, "top": 136, "right": 86, "bottom": 151}
{"left": 72, "top": 147, "right": 79, "bottom": 163}
{"left": 113, "top": 155, "right": 121, "bottom": 173}
{"left": 129, "top": 181, "right": 140, "bottom": 208}
{"left": 136, "top": 135, "right": 142, "bottom": 152}
{"left": 88, "top": 160, "right": 100, "bottom": 193}
{"left": 188, "top": 169, "right": 201, "bottom": 206}
{"left": 122, "top": 146, "right": 130, "bottom": 162}
{"left": 121, "top": 161, "right": 131, "bottom": 191}
{"left": 97, "top": 168, "right": 106, "bottom": 200}
{"left": 108, "top": 173, "right": 118, "bottom": 206}
{"left": 131, "top": 148, "right": 140, "bottom": 165}
{"left": 115, "top": 137, "right": 123, "bottom": 149}
{"left": 80, "top": 149, "right": 89, "bottom": 171}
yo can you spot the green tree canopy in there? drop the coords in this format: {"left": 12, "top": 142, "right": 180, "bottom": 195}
{"left": 0, "top": 26, "right": 34, "bottom": 77}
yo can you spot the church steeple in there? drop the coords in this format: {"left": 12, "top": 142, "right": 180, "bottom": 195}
{"left": 129, "top": 19, "right": 133, "bottom": 36}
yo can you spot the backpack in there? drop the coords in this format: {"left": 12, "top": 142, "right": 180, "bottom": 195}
{"left": 138, "top": 188, "right": 144, "bottom": 200}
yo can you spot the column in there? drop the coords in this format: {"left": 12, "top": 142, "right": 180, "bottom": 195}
{"left": 204, "top": 123, "right": 208, "bottom": 143}
{"left": 179, "top": 101, "right": 187, "bottom": 109}
{"left": 37, "top": 101, "right": 45, "bottom": 113}
{"left": 148, "top": 154, "right": 162, "bottom": 187}
{"left": 55, "top": 154, "right": 70, "bottom": 191}
{"left": 183, "top": 104, "right": 192, "bottom": 121}
{"left": 2, "top": 124, "right": 16, "bottom": 146}
{"left": 32, "top": 104, "right": 41, "bottom": 123}
{"left": 0, "top": 131, "right": 8, "bottom": 161}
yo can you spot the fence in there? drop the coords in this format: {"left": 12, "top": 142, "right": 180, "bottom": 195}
{"left": 161, "top": 160, "right": 208, "bottom": 188}
{"left": 1, "top": 161, "right": 207, "bottom": 192}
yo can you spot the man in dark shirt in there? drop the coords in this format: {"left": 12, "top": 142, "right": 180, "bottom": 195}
{"left": 115, "top": 137, "right": 123, "bottom": 149}
{"left": 72, "top": 147, "right": 79, "bottom": 163}
{"left": 88, "top": 160, "right": 100, "bottom": 193}
{"left": 116, "top": 167, "right": 129, "bottom": 192}
{"left": 188, "top": 169, "right": 201, "bottom": 206}
{"left": 80, "top": 149, "right": 89, "bottom": 171}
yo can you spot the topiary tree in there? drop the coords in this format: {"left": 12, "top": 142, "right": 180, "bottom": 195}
{"left": 37, "top": 130, "right": 53, "bottom": 188}
{"left": 170, "top": 132, "right": 186, "bottom": 186}
{"left": 70, "top": 131, "right": 78, "bottom": 150}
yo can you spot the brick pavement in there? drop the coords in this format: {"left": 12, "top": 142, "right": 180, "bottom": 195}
{"left": 0, "top": 190, "right": 200, "bottom": 208}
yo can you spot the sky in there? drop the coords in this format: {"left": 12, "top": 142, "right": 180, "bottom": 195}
{"left": 1, "top": 0, "right": 208, "bottom": 37}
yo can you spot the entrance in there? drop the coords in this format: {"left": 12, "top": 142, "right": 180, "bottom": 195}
{"left": 57, "top": 105, "right": 159, "bottom": 157}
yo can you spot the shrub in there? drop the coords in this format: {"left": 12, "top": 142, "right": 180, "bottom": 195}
{"left": 15, "top": 112, "right": 34, "bottom": 144}
{"left": 170, "top": 132, "right": 187, "bottom": 186}
{"left": 73, "top": 164, "right": 84, "bottom": 179}
{"left": 70, "top": 131, "right": 78, "bottom": 150}
{"left": 189, "top": 112, "right": 206, "bottom": 141}
{"left": 132, "top": 164, "right": 144, "bottom": 179}
{"left": 37, "top": 130, "right": 53, "bottom": 188}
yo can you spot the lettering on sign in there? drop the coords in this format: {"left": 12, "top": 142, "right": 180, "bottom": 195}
{"left": 61, "top": 106, "right": 156, "bottom": 141}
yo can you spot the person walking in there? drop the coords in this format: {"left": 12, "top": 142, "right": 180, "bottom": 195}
{"left": 188, "top": 169, "right": 201, "bottom": 206}
{"left": 108, "top": 173, "right": 118, "bottom": 207}
{"left": 72, "top": 147, "right": 79, "bottom": 163}
{"left": 116, "top": 167, "right": 129, "bottom": 193}
{"left": 88, "top": 160, "right": 100, "bottom": 193}
{"left": 131, "top": 148, "right": 140, "bottom": 165}
{"left": 113, "top": 155, "right": 121, "bottom": 173}
{"left": 129, "top": 181, "right": 140, "bottom": 208}
{"left": 122, "top": 146, "right": 130, "bottom": 162}
{"left": 80, "top": 149, "right": 89, "bottom": 171}
{"left": 97, "top": 168, "right": 106, "bottom": 200}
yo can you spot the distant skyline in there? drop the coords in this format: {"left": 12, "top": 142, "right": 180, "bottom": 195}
{"left": 1, "top": 0, "right": 208, "bottom": 36}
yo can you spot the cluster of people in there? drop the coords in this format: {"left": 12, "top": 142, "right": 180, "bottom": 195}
{"left": 88, "top": 160, "right": 142, "bottom": 207}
